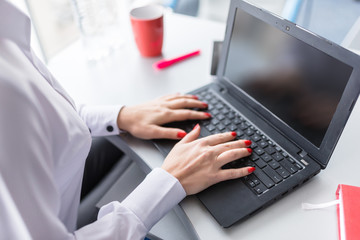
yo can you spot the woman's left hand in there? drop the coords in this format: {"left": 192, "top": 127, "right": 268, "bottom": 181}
{"left": 116, "top": 93, "right": 211, "bottom": 140}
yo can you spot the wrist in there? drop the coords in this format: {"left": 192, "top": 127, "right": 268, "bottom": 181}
{"left": 117, "top": 106, "right": 131, "bottom": 132}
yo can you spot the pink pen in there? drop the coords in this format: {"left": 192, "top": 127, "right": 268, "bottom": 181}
{"left": 153, "top": 50, "right": 201, "bottom": 69}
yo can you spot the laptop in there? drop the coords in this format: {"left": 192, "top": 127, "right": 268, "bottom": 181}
{"left": 153, "top": 0, "right": 360, "bottom": 228}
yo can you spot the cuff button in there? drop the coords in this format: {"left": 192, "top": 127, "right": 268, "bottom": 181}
{"left": 106, "top": 125, "right": 114, "bottom": 132}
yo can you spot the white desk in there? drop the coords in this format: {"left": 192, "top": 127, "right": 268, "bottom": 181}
{"left": 48, "top": 12, "right": 360, "bottom": 240}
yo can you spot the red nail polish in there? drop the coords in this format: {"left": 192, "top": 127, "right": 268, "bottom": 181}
{"left": 245, "top": 140, "right": 252, "bottom": 146}
{"left": 248, "top": 167, "right": 256, "bottom": 174}
{"left": 231, "top": 131, "right": 237, "bottom": 137}
{"left": 247, "top": 148, "right": 252, "bottom": 153}
{"left": 177, "top": 131, "right": 187, "bottom": 138}
{"left": 204, "top": 112, "right": 212, "bottom": 118}
{"left": 193, "top": 124, "right": 200, "bottom": 131}
{"left": 202, "top": 102, "right": 208, "bottom": 108}
{"left": 192, "top": 95, "right": 199, "bottom": 100}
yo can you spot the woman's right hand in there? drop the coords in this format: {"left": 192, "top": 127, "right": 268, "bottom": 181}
{"left": 161, "top": 124, "right": 255, "bottom": 195}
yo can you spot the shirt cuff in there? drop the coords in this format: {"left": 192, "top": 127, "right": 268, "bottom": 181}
{"left": 77, "top": 104, "right": 122, "bottom": 136}
{"left": 121, "top": 168, "right": 186, "bottom": 230}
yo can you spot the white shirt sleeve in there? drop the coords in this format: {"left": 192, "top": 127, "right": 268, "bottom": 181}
{"left": 77, "top": 104, "right": 123, "bottom": 136}
{"left": 75, "top": 168, "right": 186, "bottom": 240}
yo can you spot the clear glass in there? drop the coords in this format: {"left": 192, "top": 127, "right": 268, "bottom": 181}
{"left": 71, "top": 0, "right": 125, "bottom": 61}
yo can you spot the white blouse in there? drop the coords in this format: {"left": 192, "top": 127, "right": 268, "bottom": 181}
{"left": 0, "top": 1, "right": 186, "bottom": 239}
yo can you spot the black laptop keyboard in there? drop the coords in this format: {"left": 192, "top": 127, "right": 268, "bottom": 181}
{"left": 190, "top": 90, "right": 304, "bottom": 195}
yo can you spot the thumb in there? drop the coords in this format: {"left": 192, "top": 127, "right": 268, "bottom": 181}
{"left": 181, "top": 124, "right": 201, "bottom": 143}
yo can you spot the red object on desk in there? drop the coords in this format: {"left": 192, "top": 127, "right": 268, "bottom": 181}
{"left": 153, "top": 50, "right": 201, "bottom": 69}
{"left": 336, "top": 184, "right": 360, "bottom": 240}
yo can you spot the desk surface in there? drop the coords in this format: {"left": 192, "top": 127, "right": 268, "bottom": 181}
{"left": 48, "top": 12, "right": 360, "bottom": 240}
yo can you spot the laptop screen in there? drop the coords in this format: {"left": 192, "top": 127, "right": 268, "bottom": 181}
{"left": 224, "top": 8, "right": 353, "bottom": 147}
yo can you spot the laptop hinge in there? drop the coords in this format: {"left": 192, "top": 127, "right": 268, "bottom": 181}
{"left": 298, "top": 150, "right": 307, "bottom": 158}
{"left": 214, "top": 81, "right": 228, "bottom": 94}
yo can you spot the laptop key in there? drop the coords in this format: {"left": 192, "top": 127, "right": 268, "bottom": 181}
{"left": 295, "top": 163, "right": 303, "bottom": 170}
{"left": 227, "top": 112, "right": 236, "bottom": 119}
{"left": 276, "top": 167, "right": 290, "bottom": 179}
{"left": 216, "top": 123, "right": 226, "bottom": 131}
{"left": 254, "top": 182, "right": 267, "bottom": 194}
{"left": 287, "top": 157, "right": 295, "bottom": 163}
{"left": 211, "top": 118, "right": 220, "bottom": 125}
{"left": 269, "top": 160, "right": 280, "bottom": 169}
{"left": 273, "top": 152, "right": 284, "bottom": 161}
{"left": 229, "top": 124, "right": 237, "bottom": 131}
{"left": 261, "top": 153, "right": 272, "bottom": 162}
{"left": 244, "top": 175, "right": 260, "bottom": 189}
{"left": 211, "top": 109, "right": 220, "bottom": 115}
{"left": 210, "top": 98, "right": 217, "bottom": 105}
{"left": 238, "top": 122, "right": 248, "bottom": 130}
{"left": 251, "top": 134, "right": 262, "bottom": 142}
{"left": 217, "top": 114, "right": 226, "bottom": 121}
{"left": 282, "top": 152, "right": 289, "bottom": 158}
{"left": 249, "top": 153, "right": 259, "bottom": 161}
{"left": 206, "top": 124, "right": 216, "bottom": 132}
{"left": 263, "top": 166, "right": 282, "bottom": 184}
{"left": 258, "top": 140, "right": 268, "bottom": 148}
{"left": 221, "top": 108, "right": 230, "bottom": 114}
{"left": 265, "top": 146, "right": 276, "bottom": 155}
{"left": 202, "top": 119, "right": 211, "bottom": 126}
{"left": 224, "top": 119, "right": 232, "bottom": 126}
{"left": 254, "top": 169, "right": 274, "bottom": 188}
{"left": 255, "top": 148, "right": 265, "bottom": 155}
{"left": 233, "top": 117, "right": 242, "bottom": 125}
{"left": 247, "top": 180, "right": 256, "bottom": 188}
{"left": 245, "top": 128, "right": 254, "bottom": 136}
{"left": 215, "top": 103, "right": 224, "bottom": 109}
{"left": 280, "top": 159, "right": 298, "bottom": 174}
{"left": 236, "top": 130, "right": 245, "bottom": 137}
{"left": 247, "top": 175, "right": 260, "bottom": 186}
{"left": 255, "top": 159, "right": 267, "bottom": 169}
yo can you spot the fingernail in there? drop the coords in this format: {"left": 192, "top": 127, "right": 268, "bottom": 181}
{"left": 192, "top": 95, "right": 199, "bottom": 100}
{"left": 231, "top": 131, "right": 237, "bottom": 137}
{"left": 202, "top": 102, "right": 208, "bottom": 108}
{"left": 177, "top": 131, "right": 187, "bottom": 138}
{"left": 204, "top": 112, "right": 212, "bottom": 118}
{"left": 248, "top": 167, "right": 256, "bottom": 174}
{"left": 247, "top": 148, "right": 252, "bottom": 153}
{"left": 245, "top": 140, "right": 252, "bottom": 146}
{"left": 193, "top": 124, "right": 200, "bottom": 131}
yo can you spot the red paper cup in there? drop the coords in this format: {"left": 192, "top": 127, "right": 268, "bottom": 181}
{"left": 130, "top": 5, "right": 164, "bottom": 57}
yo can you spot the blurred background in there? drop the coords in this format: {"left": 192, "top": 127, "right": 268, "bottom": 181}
{"left": 9, "top": 0, "right": 360, "bottom": 62}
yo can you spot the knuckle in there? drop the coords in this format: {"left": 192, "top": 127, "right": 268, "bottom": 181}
{"left": 200, "top": 138, "right": 210, "bottom": 146}
{"left": 223, "top": 143, "right": 232, "bottom": 149}
{"left": 185, "top": 109, "right": 195, "bottom": 116}
{"left": 229, "top": 151, "right": 238, "bottom": 159}
{"left": 228, "top": 170, "right": 239, "bottom": 179}
{"left": 182, "top": 99, "right": 190, "bottom": 105}
{"left": 203, "top": 149, "right": 212, "bottom": 159}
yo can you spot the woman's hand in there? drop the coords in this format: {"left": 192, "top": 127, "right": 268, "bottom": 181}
{"left": 162, "top": 124, "right": 255, "bottom": 195}
{"left": 117, "top": 93, "right": 211, "bottom": 140}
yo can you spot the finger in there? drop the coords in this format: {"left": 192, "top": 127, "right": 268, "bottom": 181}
{"left": 143, "top": 125, "right": 188, "bottom": 140}
{"left": 216, "top": 166, "right": 256, "bottom": 182}
{"left": 162, "top": 93, "right": 199, "bottom": 101}
{"left": 199, "top": 131, "right": 237, "bottom": 146}
{"left": 167, "top": 98, "right": 208, "bottom": 109}
{"left": 167, "top": 109, "right": 211, "bottom": 122}
{"left": 214, "top": 139, "right": 252, "bottom": 154}
{"left": 181, "top": 123, "right": 201, "bottom": 143}
{"left": 216, "top": 148, "right": 252, "bottom": 167}
{"left": 159, "top": 93, "right": 182, "bottom": 101}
